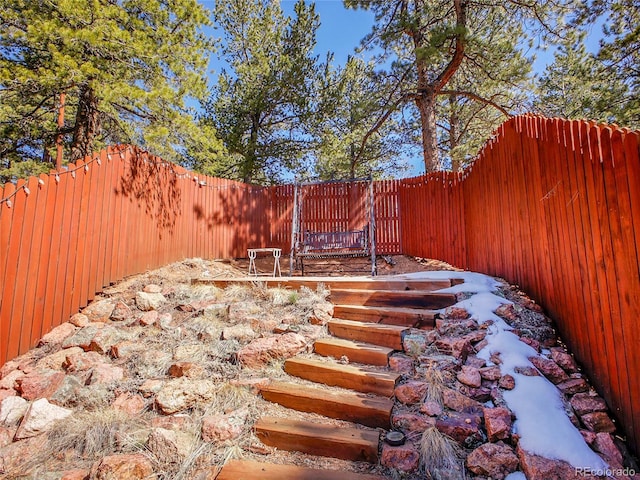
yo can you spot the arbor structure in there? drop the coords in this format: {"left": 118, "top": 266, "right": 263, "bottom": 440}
{"left": 0, "top": 0, "right": 217, "bottom": 180}
{"left": 345, "top": 0, "right": 574, "bottom": 172}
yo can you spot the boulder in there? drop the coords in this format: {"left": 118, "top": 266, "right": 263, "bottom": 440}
{"left": 580, "top": 411, "right": 616, "bottom": 433}
{"left": 88, "top": 326, "right": 128, "bottom": 355}
{"left": 499, "top": 374, "right": 516, "bottom": 390}
{"left": 466, "top": 442, "right": 519, "bottom": 479}
{"left": 82, "top": 299, "right": 116, "bottom": 322}
{"left": 392, "top": 412, "right": 436, "bottom": 432}
{"left": 61, "top": 325, "right": 101, "bottom": 350}
{"left": 570, "top": 392, "right": 607, "bottom": 417}
{"left": 483, "top": 406, "right": 512, "bottom": 442}
{"left": 550, "top": 348, "right": 579, "bottom": 373}
{"left": 135, "top": 291, "right": 166, "bottom": 311}
{"left": 14, "top": 398, "right": 72, "bottom": 439}
{"left": 112, "top": 393, "right": 146, "bottom": 416}
{"left": 420, "top": 400, "right": 443, "bottom": 417}
{"left": 479, "top": 365, "right": 502, "bottom": 381}
{"left": 556, "top": 377, "right": 589, "bottom": 395}
{"left": 237, "top": 333, "right": 307, "bottom": 369}
{"left": 90, "top": 453, "right": 156, "bottom": 480}
{"left": 88, "top": 364, "right": 125, "bottom": 385}
{"left": 457, "top": 365, "right": 481, "bottom": 388}
{"left": 436, "top": 411, "right": 483, "bottom": 447}
{"left": 202, "top": 408, "right": 248, "bottom": 443}
{"left": 442, "top": 387, "right": 482, "bottom": 413}
{"left": 394, "top": 381, "right": 428, "bottom": 405}
{"left": 529, "top": 356, "right": 568, "bottom": 384}
{"left": 443, "top": 306, "right": 470, "bottom": 319}
{"left": 434, "top": 336, "right": 472, "bottom": 361}
{"left": 380, "top": 443, "right": 420, "bottom": 472}
{"left": 68, "top": 313, "right": 90, "bottom": 327}
{"left": 38, "top": 322, "right": 77, "bottom": 346}
{"left": 517, "top": 445, "right": 580, "bottom": 480}
{"left": 0, "top": 369, "right": 25, "bottom": 390}
{"left": 155, "top": 379, "right": 217, "bottom": 414}
{"left": 147, "top": 427, "right": 193, "bottom": 461}
{"left": 36, "top": 346, "right": 84, "bottom": 371}
{"left": 593, "top": 432, "right": 623, "bottom": 467}
{"left": 0, "top": 396, "right": 29, "bottom": 426}
{"left": 110, "top": 301, "right": 132, "bottom": 321}
{"left": 63, "top": 350, "right": 105, "bottom": 372}
{"left": 388, "top": 354, "right": 414, "bottom": 374}
{"left": 17, "top": 369, "right": 66, "bottom": 400}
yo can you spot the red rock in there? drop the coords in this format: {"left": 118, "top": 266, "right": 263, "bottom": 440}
{"left": 550, "top": 348, "right": 578, "bottom": 373}
{"left": 202, "top": 409, "right": 248, "bottom": 443}
{"left": 394, "top": 381, "right": 428, "bottom": 405}
{"left": 147, "top": 427, "right": 192, "bottom": 460}
{"left": 68, "top": 313, "right": 90, "bottom": 327}
{"left": 593, "top": 432, "right": 623, "bottom": 467}
{"left": 442, "top": 387, "right": 482, "bottom": 413}
{"left": 82, "top": 299, "right": 116, "bottom": 322}
{"left": 520, "top": 337, "right": 541, "bottom": 352}
{"left": 17, "top": 370, "right": 65, "bottom": 400}
{"left": 380, "top": 443, "right": 420, "bottom": 472}
{"left": 63, "top": 350, "right": 105, "bottom": 372}
{"left": 465, "top": 355, "right": 486, "bottom": 368}
{"left": 556, "top": 377, "right": 589, "bottom": 395}
{"left": 90, "top": 453, "right": 155, "bottom": 480}
{"left": 581, "top": 411, "right": 616, "bottom": 433}
{"left": 151, "top": 414, "right": 193, "bottom": 431}
{"left": 457, "top": 365, "right": 481, "bottom": 387}
{"left": 458, "top": 385, "right": 492, "bottom": 402}
{"left": 434, "top": 337, "right": 472, "bottom": 361}
{"left": 491, "top": 386, "right": 507, "bottom": 407}
{"left": 419, "top": 354, "right": 460, "bottom": 372}
{"left": 237, "top": 333, "right": 307, "bottom": 369}
{"left": 443, "top": 306, "right": 470, "bottom": 319}
{"left": 420, "top": 400, "right": 443, "bottom": 416}
{"left": 0, "top": 369, "right": 25, "bottom": 390}
{"left": 60, "top": 469, "right": 89, "bottom": 480}
{"left": 436, "top": 412, "right": 482, "bottom": 446}
{"left": 462, "top": 330, "right": 486, "bottom": 344}
{"left": 139, "top": 310, "right": 158, "bottom": 326}
{"left": 466, "top": 441, "right": 519, "bottom": 479}
{"left": 168, "top": 362, "right": 205, "bottom": 378}
{"left": 499, "top": 375, "right": 515, "bottom": 390}
{"left": 570, "top": 392, "right": 607, "bottom": 416}
{"left": 38, "top": 322, "right": 77, "bottom": 346}
{"left": 388, "top": 354, "right": 414, "bottom": 374}
{"left": 36, "top": 346, "right": 84, "bottom": 371}
{"left": 580, "top": 429, "right": 597, "bottom": 445}
{"left": 88, "top": 364, "right": 124, "bottom": 385}
{"left": 480, "top": 366, "right": 502, "bottom": 381}
{"left": 483, "top": 406, "right": 512, "bottom": 442}
{"left": 495, "top": 303, "right": 517, "bottom": 321}
{"left": 529, "top": 356, "right": 568, "bottom": 383}
{"left": 88, "top": 326, "right": 126, "bottom": 354}
{"left": 112, "top": 393, "right": 146, "bottom": 416}
{"left": 109, "top": 301, "right": 132, "bottom": 321}
{"left": 517, "top": 445, "right": 580, "bottom": 480}
{"left": 392, "top": 412, "right": 435, "bottom": 432}
{"left": 61, "top": 325, "right": 101, "bottom": 350}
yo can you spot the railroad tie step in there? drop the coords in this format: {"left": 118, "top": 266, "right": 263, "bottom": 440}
{"left": 217, "top": 459, "right": 387, "bottom": 480}
{"left": 333, "top": 304, "right": 437, "bottom": 328}
{"left": 258, "top": 380, "right": 393, "bottom": 429}
{"left": 314, "top": 337, "right": 394, "bottom": 367}
{"left": 284, "top": 356, "right": 400, "bottom": 397}
{"left": 329, "top": 288, "right": 457, "bottom": 309}
{"left": 328, "top": 318, "right": 407, "bottom": 350}
{"left": 254, "top": 416, "right": 380, "bottom": 463}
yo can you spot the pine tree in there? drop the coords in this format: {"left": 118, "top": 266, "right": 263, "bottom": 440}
{"left": 200, "top": 0, "right": 321, "bottom": 184}
{"left": 0, "top": 0, "right": 221, "bottom": 181}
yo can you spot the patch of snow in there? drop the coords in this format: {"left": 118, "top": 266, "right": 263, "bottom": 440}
{"left": 412, "top": 269, "right": 608, "bottom": 471}
{"left": 504, "top": 374, "right": 607, "bottom": 470}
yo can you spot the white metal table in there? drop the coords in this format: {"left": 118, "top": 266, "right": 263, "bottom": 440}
{"left": 248, "top": 248, "right": 282, "bottom": 277}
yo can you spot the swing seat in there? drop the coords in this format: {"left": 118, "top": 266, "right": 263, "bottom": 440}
{"left": 295, "top": 226, "right": 370, "bottom": 275}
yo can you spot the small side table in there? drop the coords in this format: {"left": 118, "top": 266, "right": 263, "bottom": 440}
{"left": 248, "top": 248, "right": 282, "bottom": 277}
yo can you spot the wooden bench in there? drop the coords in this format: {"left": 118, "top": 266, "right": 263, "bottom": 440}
{"left": 294, "top": 226, "right": 372, "bottom": 275}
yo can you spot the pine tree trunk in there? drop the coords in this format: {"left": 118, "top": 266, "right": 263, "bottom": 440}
{"left": 415, "top": 91, "right": 439, "bottom": 173}
{"left": 71, "top": 84, "right": 100, "bottom": 161}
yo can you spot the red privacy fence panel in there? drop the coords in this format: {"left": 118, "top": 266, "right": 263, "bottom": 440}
{"left": 400, "top": 115, "right": 640, "bottom": 456}
{"left": 0, "top": 146, "right": 270, "bottom": 363}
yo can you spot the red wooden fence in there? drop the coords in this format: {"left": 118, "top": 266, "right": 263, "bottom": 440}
{"left": 0, "top": 146, "right": 271, "bottom": 363}
{"left": 400, "top": 115, "right": 640, "bottom": 456}
{"left": 1, "top": 115, "right": 638, "bottom": 456}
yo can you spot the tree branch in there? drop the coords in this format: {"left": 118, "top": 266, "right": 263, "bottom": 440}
{"left": 438, "top": 89, "right": 512, "bottom": 117}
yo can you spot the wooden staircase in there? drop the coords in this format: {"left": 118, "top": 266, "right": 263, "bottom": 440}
{"left": 216, "top": 276, "right": 459, "bottom": 479}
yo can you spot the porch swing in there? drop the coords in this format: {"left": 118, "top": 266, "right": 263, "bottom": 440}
{"left": 289, "top": 177, "right": 377, "bottom": 276}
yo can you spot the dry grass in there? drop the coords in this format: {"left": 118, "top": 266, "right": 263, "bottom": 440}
{"left": 423, "top": 366, "right": 446, "bottom": 405}
{"left": 419, "top": 427, "right": 463, "bottom": 479}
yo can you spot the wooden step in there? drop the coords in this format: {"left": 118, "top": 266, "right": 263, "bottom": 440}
{"left": 193, "top": 276, "right": 454, "bottom": 292}
{"left": 254, "top": 416, "right": 379, "bottom": 462}
{"left": 333, "top": 304, "right": 437, "bottom": 328}
{"left": 217, "top": 460, "right": 387, "bottom": 480}
{"left": 284, "top": 357, "right": 399, "bottom": 396}
{"left": 328, "top": 319, "right": 407, "bottom": 350}
{"left": 259, "top": 381, "right": 393, "bottom": 428}
{"left": 329, "top": 289, "right": 457, "bottom": 309}
{"left": 314, "top": 338, "right": 393, "bottom": 366}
